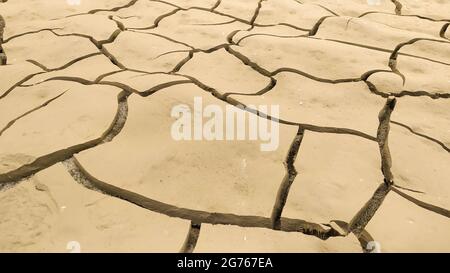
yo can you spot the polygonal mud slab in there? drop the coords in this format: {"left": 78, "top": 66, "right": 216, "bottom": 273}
{"left": 255, "top": 0, "right": 334, "bottom": 29}
{"left": 0, "top": 62, "right": 42, "bottom": 98}
{"left": 232, "top": 35, "right": 389, "bottom": 80}
{"left": 103, "top": 31, "right": 191, "bottom": 72}
{"left": 0, "top": 82, "right": 73, "bottom": 134}
{"left": 361, "top": 13, "right": 447, "bottom": 38}
{"left": 232, "top": 25, "right": 309, "bottom": 45}
{"left": 400, "top": 0, "right": 450, "bottom": 20}
{"left": 390, "top": 126, "right": 450, "bottom": 209}
{"left": 301, "top": 0, "right": 396, "bottom": 17}
{"left": 230, "top": 72, "right": 385, "bottom": 135}
{"left": 76, "top": 84, "right": 299, "bottom": 217}
{"left": 166, "top": 0, "right": 218, "bottom": 9}
{"left": 100, "top": 1, "right": 176, "bottom": 30}
{"left": 214, "top": 0, "right": 262, "bottom": 22}
{"left": 366, "top": 71, "right": 404, "bottom": 94}
{"left": 398, "top": 40, "right": 450, "bottom": 65}
{"left": 366, "top": 192, "right": 450, "bottom": 252}
{"left": 391, "top": 96, "right": 450, "bottom": 150}
{"left": 0, "top": 164, "right": 190, "bottom": 252}
{"left": 0, "top": 178, "right": 55, "bottom": 252}
{"left": 396, "top": 56, "right": 450, "bottom": 94}
{"left": 51, "top": 14, "right": 118, "bottom": 42}
{"left": 0, "top": 84, "right": 119, "bottom": 158}
{"left": 195, "top": 224, "right": 362, "bottom": 252}
{"left": 24, "top": 54, "right": 120, "bottom": 85}
{"left": 282, "top": 132, "right": 383, "bottom": 224}
{"left": 101, "top": 70, "right": 187, "bottom": 94}
{"left": 315, "top": 17, "right": 440, "bottom": 50}
{"left": 149, "top": 9, "right": 247, "bottom": 50}
{"left": 0, "top": 0, "right": 132, "bottom": 37}
{"left": 3, "top": 31, "right": 98, "bottom": 67}
{"left": 180, "top": 48, "right": 271, "bottom": 96}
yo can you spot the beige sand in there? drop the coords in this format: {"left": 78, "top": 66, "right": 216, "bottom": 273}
{"left": 0, "top": 0, "right": 449, "bottom": 253}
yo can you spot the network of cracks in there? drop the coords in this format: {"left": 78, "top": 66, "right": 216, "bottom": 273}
{"left": 0, "top": 0, "right": 449, "bottom": 252}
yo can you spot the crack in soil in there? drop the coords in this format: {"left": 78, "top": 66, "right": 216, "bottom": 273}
{"left": 0, "top": 14, "right": 6, "bottom": 65}
{"left": 391, "top": 121, "right": 450, "bottom": 153}
{"left": 347, "top": 98, "right": 396, "bottom": 237}
{"left": 180, "top": 222, "right": 202, "bottom": 253}
{"left": 0, "top": 90, "right": 130, "bottom": 190}
{"left": 271, "top": 127, "right": 305, "bottom": 230}
{"left": 0, "top": 90, "right": 67, "bottom": 137}
{"left": 62, "top": 156, "right": 342, "bottom": 240}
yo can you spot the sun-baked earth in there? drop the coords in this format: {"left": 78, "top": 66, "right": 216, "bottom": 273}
{"left": 0, "top": 0, "right": 449, "bottom": 253}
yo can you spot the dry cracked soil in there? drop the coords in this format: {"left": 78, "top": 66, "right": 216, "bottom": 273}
{"left": 0, "top": 0, "right": 449, "bottom": 253}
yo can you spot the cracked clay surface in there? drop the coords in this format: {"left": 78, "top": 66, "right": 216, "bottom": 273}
{"left": 0, "top": 0, "right": 449, "bottom": 252}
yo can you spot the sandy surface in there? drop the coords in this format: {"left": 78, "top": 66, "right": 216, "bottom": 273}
{"left": 0, "top": 0, "right": 449, "bottom": 253}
